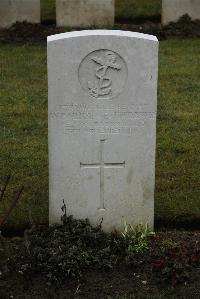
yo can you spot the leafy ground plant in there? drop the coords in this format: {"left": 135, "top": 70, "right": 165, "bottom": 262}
{"left": 4, "top": 204, "right": 155, "bottom": 286}
{"left": 1, "top": 218, "right": 200, "bottom": 299}
{"left": 9, "top": 215, "right": 114, "bottom": 285}
{"left": 113, "top": 222, "right": 155, "bottom": 256}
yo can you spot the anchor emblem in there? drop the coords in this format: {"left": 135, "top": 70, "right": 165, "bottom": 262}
{"left": 88, "top": 51, "right": 122, "bottom": 98}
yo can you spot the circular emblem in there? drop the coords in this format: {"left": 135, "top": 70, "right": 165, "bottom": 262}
{"left": 78, "top": 49, "right": 128, "bottom": 100}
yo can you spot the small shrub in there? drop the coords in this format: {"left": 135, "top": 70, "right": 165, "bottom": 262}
{"left": 113, "top": 222, "right": 155, "bottom": 256}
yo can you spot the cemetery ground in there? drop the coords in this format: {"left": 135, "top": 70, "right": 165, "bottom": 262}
{"left": 0, "top": 215, "right": 200, "bottom": 298}
{"left": 0, "top": 35, "right": 199, "bottom": 231}
{"left": 0, "top": 34, "right": 200, "bottom": 297}
{"left": 0, "top": 4, "right": 200, "bottom": 299}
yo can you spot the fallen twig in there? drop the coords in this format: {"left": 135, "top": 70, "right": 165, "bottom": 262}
{"left": 0, "top": 175, "right": 11, "bottom": 202}
{"left": 0, "top": 186, "right": 24, "bottom": 227}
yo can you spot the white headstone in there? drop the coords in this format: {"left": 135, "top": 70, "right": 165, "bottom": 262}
{"left": 0, "top": 0, "right": 40, "bottom": 29}
{"left": 56, "top": 0, "right": 114, "bottom": 28}
{"left": 48, "top": 30, "right": 158, "bottom": 232}
{"left": 162, "top": 0, "right": 200, "bottom": 25}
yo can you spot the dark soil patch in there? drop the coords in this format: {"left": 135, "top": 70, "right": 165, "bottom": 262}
{"left": 155, "top": 214, "right": 200, "bottom": 231}
{"left": 0, "top": 22, "right": 62, "bottom": 45}
{"left": 0, "top": 216, "right": 200, "bottom": 298}
{"left": 116, "top": 14, "right": 200, "bottom": 40}
{"left": 0, "top": 15, "right": 200, "bottom": 45}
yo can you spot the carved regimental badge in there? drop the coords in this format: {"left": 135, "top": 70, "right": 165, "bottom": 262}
{"left": 79, "top": 49, "right": 128, "bottom": 100}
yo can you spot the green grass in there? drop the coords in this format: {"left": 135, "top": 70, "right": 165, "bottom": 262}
{"left": 41, "top": 0, "right": 56, "bottom": 22}
{"left": 0, "top": 45, "right": 48, "bottom": 226}
{"left": 41, "top": 0, "right": 161, "bottom": 22}
{"left": 156, "top": 40, "right": 200, "bottom": 220}
{"left": 115, "top": 0, "right": 161, "bottom": 19}
{"left": 0, "top": 40, "right": 200, "bottom": 227}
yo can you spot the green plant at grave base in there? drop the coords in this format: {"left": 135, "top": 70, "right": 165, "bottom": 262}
{"left": 10, "top": 215, "right": 114, "bottom": 285}
{"left": 114, "top": 222, "right": 155, "bottom": 255}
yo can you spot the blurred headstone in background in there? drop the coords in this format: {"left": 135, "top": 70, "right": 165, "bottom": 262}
{"left": 56, "top": 0, "right": 115, "bottom": 28}
{"left": 162, "top": 0, "right": 200, "bottom": 25}
{"left": 0, "top": 0, "right": 40, "bottom": 29}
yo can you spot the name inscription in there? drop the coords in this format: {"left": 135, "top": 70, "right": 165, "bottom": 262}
{"left": 50, "top": 103, "right": 156, "bottom": 135}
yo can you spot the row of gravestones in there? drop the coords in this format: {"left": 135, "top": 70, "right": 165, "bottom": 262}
{"left": 0, "top": 0, "right": 200, "bottom": 29}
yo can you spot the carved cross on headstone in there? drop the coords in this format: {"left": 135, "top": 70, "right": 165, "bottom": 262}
{"left": 80, "top": 139, "right": 125, "bottom": 210}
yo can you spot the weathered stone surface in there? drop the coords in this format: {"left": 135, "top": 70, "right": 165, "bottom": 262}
{"left": 48, "top": 30, "right": 158, "bottom": 232}
{"left": 0, "top": 0, "right": 40, "bottom": 29}
{"left": 162, "top": 0, "right": 200, "bottom": 25}
{"left": 56, "top": 0, "right": 114, "bottom": 28}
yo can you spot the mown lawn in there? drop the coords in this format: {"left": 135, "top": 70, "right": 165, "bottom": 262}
{"left": 156, "top": 40, "right": 200, "bottom": 221}
{"left": 0, "top": 39, "right": 199, "bottom": 228}
{"left": 41, "top": 0, "right": 161, "bottom": 22}
{"left": 115, "top": 0, "right": 161, "bottom": 19}
{"left": 41, "top": 0, "right": 56, "bottom": 22}
{"left": 0, "top": 45, "right": 48, "bottom": 227}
